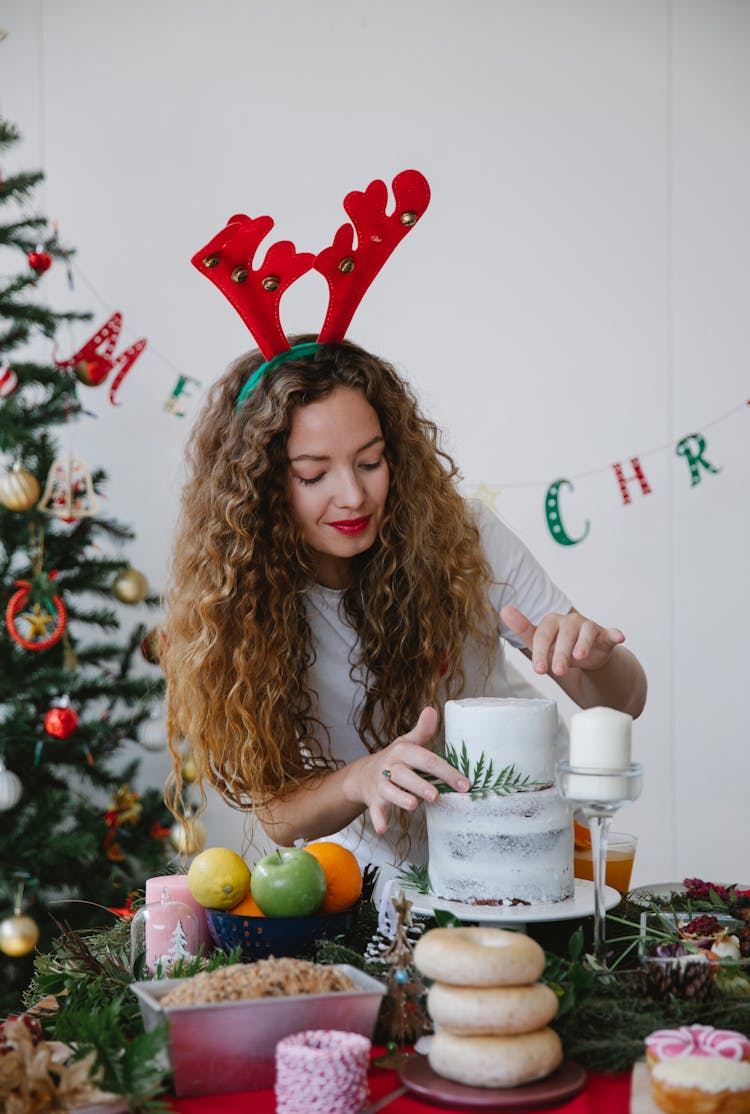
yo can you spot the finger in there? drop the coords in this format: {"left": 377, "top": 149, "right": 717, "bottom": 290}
{"left": 400, "top": 705, "right": 438, "bottom": 748}
{"left": 570, "top": 620, "right": 596, "bottom": 662}
{"left": 605, "top": 627, "right": 625, "bottom": 645}
{"left": 551, "top": 620, "right": 583, "bottom": 676}
{"left": 530, "top": 614, "right": 559, "bottom": 674}
{"left": 387, "top": 763, "right": 441, "bottom": 805}
{"left": 370, "top": 801, "right": 391, "bottom": 835}
{"left": 500, "top": 604, "right": 537, "bottom": 649}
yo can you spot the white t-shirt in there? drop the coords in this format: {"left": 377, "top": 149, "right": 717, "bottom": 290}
{"left": 302, "top": 500, "right": 572, "bottom": 868}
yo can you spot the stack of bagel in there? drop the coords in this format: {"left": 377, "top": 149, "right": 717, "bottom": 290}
{"left": 413, "top": 926, "right": 563, "bottom": 1089}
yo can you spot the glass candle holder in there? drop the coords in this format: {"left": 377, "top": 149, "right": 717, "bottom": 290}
{"left": 130, "top": 886, "right": 200, "bottom": 975}
{"left": 556, "top": 761, "right": 643, "bottom": 965}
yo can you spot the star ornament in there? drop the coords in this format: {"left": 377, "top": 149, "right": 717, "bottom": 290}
{"left": 20, "top": 603, "right": 55, "bottom": 641}
{"left": 467, "top": 482, "right": 502, "bottom": 512}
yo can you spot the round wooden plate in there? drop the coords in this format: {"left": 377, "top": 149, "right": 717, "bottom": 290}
{"left": 398, "top": 1055, "right": 587, "bottom": 1110}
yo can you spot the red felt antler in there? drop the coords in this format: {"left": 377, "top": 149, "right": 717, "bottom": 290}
{"left": 190, "top": 215, "right": 316, "bottom": 360}
{"left": 314, "top": 170, "right": 431, "bottom": 343}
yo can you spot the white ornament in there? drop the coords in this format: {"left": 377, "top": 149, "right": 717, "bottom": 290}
{"left": 0, "top": 759, "right": 22, "bottom": 811}
{"left": 140, "top": 713, "right": 168, "bottom": 752}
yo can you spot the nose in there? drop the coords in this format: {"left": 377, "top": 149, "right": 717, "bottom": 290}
{"left": 333, "top": 467, "right": 366, "bottom": 509}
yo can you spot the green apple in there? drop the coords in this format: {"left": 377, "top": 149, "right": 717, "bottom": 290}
{"left": 250, "top": 848, "right": 326, "bottom": 917}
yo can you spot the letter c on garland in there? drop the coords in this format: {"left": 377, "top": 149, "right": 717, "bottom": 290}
{"left": 545, "top": 478, "right": 590, "bottom": 547}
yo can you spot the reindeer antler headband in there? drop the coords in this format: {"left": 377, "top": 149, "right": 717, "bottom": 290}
{"left": 190, "top": 170, "right": 431, "bottom": 408}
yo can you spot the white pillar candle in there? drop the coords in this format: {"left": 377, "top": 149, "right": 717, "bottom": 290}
{"left": 145, "top": 874, "right": 210, "bottom": 952}
{"left": 569, "top": 707, "right": 632, "bottom": 770}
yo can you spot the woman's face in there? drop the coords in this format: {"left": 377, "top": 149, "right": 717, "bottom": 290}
{"left": 286, "top": 386, "right": 390, "bottom": 588}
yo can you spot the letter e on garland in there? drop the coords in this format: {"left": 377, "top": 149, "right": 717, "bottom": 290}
{"left": 545, "top": 478, "right": 590, "bottom": 546}
{"left": 612, "top": 457, "right": 652, "bottom": 505}
{"left": 675, "top": 433, "right": 720, "bottom": 486}
{"left": 164, "top": 375, "right": 201, "bottom": 417}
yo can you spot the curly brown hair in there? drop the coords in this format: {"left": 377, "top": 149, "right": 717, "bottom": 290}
{"left": 163, "top": 336, "right": 498, "bottom": 832}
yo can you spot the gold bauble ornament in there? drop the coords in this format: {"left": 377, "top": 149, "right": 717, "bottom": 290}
{"left": 0, "top": 912, "right": 39, "bottom": 957}
{"left": 0, "top": 465, "right": 40, "bottom": 511}
{"left": 182, "top": 754, "right": 197, "bottom": 783}
{"left": 113, "top": 566, "right": 149, "bottom": 604}
{"left": 169, "top": 816, "right": 207, "bottom": 857}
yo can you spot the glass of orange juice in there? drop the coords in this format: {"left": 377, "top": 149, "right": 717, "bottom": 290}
{"left": 574, "top": 830, "right": 637, "bottom": 893}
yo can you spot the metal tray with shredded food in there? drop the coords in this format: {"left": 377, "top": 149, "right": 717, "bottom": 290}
{"left": 130, "top": 962, "right": 385, "bottom": 1096}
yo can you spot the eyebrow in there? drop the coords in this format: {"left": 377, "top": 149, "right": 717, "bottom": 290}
{"left": 288, "top": 435, "right": 385, "bottom": 464}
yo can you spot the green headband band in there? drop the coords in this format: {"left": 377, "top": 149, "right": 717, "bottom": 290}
{"left": 235, "top": 342, "right": 323, "bottom": 411}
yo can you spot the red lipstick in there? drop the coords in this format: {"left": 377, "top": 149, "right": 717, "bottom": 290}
{"left": 329, "top": 517, "right": 371, "bottom": 535}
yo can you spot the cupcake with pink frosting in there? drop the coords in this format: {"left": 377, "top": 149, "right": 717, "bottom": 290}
{"left": 645, "top": 1025, "right": 750, "bottom": 1114}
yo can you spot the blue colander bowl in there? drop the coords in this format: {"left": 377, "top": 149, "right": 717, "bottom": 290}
{"left": 205, "top": 904, "right": 359, "bottom": 960}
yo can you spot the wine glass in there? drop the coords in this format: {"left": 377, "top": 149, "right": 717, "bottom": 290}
{"left": 556, "top": 761, "right": 643, "bottom": 964}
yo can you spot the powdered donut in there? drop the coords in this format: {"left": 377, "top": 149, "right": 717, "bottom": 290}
{"left": 429, "top": 1027, "right": 563, "bottom": 1089}
{"left": 414, "top": 926, "right": 545, "bottom": 986}
{"left": 427, "top": 980, "right": 559, "bottom": 1035}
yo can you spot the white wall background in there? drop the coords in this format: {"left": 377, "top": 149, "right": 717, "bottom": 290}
{"left": 0, "top": 0, "right": 748, "bottom": 889}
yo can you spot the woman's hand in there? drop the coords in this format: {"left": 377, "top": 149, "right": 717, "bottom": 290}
{"left": 500, "top": 605, "right": 625, "bottom": 677}
{"left": 345, "top": 706, "right": 470, "bottom": 836}
{"left": 500, "top": 604, "right": 646, "bottom": 717}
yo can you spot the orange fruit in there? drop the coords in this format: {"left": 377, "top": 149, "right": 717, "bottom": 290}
{"left": 574, "top": 819, "right": 592, "bottom": 848}
{"left": 229, "top": 891, "right": 265, "bottom": 917}
{"left": 303, "top": 842, "right": 363, "bottom": 914}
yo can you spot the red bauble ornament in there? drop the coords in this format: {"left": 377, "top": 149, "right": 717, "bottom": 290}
{"left": 44, "top": 701, "right": 79, "bottom": 739}
{"left": 27, "top": 250, "right": 53, "bottom": 274}
{"left": 74, "top": 356, "right": 110, "bottom": 387}
{"left": 140, "top": 625, "right": 165, "bottom": 665}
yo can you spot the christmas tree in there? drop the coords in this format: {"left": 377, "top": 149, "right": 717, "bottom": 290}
{"left": 0, "top": 115, "right": 172, "bottom": 1015}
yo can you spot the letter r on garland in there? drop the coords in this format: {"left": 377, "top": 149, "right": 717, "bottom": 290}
{"left": 675, "top": 433, "right": 720, "bottom": 487}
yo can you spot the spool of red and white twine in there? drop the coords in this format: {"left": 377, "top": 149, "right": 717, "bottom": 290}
{"left": 275, "top": 1030, "right": 371, "bottom": 1114}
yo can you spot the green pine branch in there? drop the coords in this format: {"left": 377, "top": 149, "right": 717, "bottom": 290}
{"left": 426, "top": 740, "right": 543, "bottom": 797}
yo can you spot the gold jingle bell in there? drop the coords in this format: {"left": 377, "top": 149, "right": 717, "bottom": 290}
{"left": 169, "top": 816, "right": 207, "bottom": 857}
{"left": 0, "top": 466, "right": 40, "bottom": 512}
{"left": 113, "top": 566, "right": 149, "bottom": 604}
{"left": 0, "top": 912, "right": 40, "bottom": 957}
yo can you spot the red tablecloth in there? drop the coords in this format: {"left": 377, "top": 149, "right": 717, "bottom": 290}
{"left": 168, "top": 1052, "right": 631, "bottom": 1113}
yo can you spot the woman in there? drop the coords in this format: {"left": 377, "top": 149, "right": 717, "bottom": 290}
{"left": 163, "top": 336, "right": 646, "bottom": 868}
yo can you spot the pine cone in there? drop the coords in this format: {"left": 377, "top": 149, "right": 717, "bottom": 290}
{"left": 637, "top": 959, "right": 717, "bottom": 1003}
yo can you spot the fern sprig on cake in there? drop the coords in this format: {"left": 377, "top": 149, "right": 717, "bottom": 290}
{"left": 428, "top": 740, "right": 544, "bottom": 797}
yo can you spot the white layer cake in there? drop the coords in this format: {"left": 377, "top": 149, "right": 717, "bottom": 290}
{"left": 426, "top": 698, "right": 573, "bottom": 905}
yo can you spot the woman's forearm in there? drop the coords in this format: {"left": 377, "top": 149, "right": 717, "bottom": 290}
{"left": 256, "top": 761, "right": 368, "bottom": 847}
{"left": 256, "top": 706, "right": 470, "bottom": 846}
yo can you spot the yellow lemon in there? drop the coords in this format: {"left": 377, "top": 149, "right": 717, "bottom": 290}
{"left": 187, "top": 846, "right": 251, "bottom": 909}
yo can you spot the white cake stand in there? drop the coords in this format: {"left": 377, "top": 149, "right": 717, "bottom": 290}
{"left": 373, "top": 866, "right": 621, "bottom": 932}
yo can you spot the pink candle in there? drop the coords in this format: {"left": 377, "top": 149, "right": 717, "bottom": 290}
{"left": 145, "top": 874, "right": 210, "bottom": 955}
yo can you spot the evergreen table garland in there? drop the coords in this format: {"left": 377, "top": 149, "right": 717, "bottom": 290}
{"left": 4, "top": 878, "right": 749, "bottom": 1110}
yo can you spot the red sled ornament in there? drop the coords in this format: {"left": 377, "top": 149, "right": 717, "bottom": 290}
{"left": 55, "top": 312, "right": 147, "bottom": 405}
{"left": 5, "top": 571, "right": 67, "bottom": 651}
